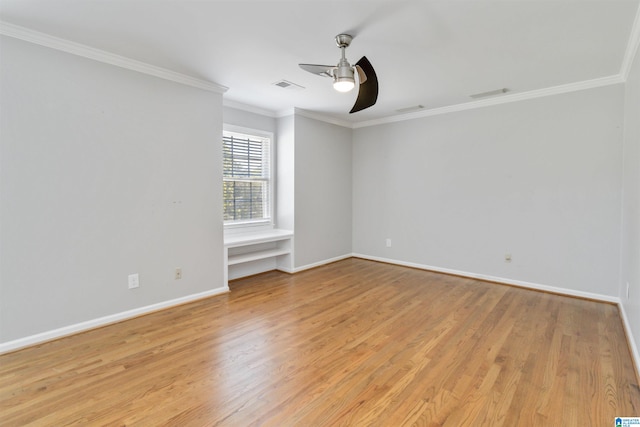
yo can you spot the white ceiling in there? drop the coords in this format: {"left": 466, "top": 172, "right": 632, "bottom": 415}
{"left": 1, "top": 0, "right": 639, "bottom": 124}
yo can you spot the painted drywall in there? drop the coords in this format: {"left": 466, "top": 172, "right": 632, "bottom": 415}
{"left": 292, "top": 115, "right": 352, "bottom": 269}
{"left": 276, "top": 114, "right": 295, "bottom": 234}
{"left": 223, "top": 105, "right": 277, "bottom": 135}
{"left": 0, "top": 37, "right": 224, "bottom": 343}
{"left": 621, "top": 42, "right": 640, "bottom": 359}
{"left": 353, "top": 85, "right": 624, "bottom": 297}
{"left": 228, "top": 112, "right": 352, "bottom": 275}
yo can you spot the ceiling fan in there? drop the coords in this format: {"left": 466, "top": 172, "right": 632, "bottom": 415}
{"left": 299, "top": 34, "right": 378, "bottom": 114}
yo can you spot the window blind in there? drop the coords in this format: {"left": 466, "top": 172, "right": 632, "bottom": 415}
{"left": 223, "top": 132, "right": 271, "bottom": 223}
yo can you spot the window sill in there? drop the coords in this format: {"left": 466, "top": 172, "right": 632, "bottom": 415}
{"left": 223, "top": 220, "right": 274, "bottom": 236}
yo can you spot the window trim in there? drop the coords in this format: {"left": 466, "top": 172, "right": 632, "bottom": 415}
{"left": 222, "top": 124, "right": 275, "bottom": 231}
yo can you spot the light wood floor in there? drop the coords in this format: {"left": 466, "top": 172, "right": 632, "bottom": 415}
{"left": 1, "top": 258, "right": 639, "bottom": 426}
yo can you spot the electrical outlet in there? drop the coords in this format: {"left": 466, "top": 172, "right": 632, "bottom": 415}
{"left": 128, "top": 273, "right": 139, "bottom": 289}
{"left": 386, "top": 238, "right": 392, "bottom": 248}
{"left": 504, "top": 254, "right": 512, "bottom": 263}
{"left": 175, "top": 268, "right": 182, "bottom": 280}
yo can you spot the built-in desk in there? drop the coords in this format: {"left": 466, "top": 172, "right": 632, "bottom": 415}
{"left": 223, "top": 229, "right": 293, "bottom": 286}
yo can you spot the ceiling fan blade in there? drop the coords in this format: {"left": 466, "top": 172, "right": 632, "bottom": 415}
{"left": 350, "top": 56, "right": 378, "bottom": 113}
{"left": 355, "top": 65, "right": 368, "bottom": 84}
{"left": 299, "top": 63, "right": 335, "bottom": 78}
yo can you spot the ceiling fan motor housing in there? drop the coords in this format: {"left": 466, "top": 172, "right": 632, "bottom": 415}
{"left": 335, "top": 34, "right": 353, "bottom": 48}
{"left": 334, "top": 58, "right": 354, "bottom": 81}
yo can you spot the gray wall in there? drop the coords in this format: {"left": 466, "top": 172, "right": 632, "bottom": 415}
{"left": 292, "top": 115, "right": 353, "bottom": 269}
{"left": 352, "top": 85, "right": 624, "bottom": 297}
{"left": 0, "top": 37, "right": 225, "bottom": 343}
{"left": 223, "top": 111, "right": 353, "bottom": 275}
{"left": 223, "top": 105, "right": 277, "bottom": 134}
{"left": 621, "top": 44, "right": 640, "bottom": 356}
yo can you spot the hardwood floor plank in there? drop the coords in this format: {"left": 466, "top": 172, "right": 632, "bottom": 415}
{"left": 1, "top": 258, "right": 638, "bottom": 426}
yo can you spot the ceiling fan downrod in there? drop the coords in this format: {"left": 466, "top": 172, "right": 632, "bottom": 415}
{"left": 333, "top": 34, "right": 355, "bottom": 92}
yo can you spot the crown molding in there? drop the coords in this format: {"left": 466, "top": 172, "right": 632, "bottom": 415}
{"left": 0, "top": 21, "right": 228, "bottom": 94}
{"left": 219, "top": 104, "right": 351, "bottom": 129}
{"left": 353, "top": 74, "right": 624, "bottom": 128}
{"left": 293, "top": 108, "right": 353, "bottom": 128}
{"left": 223, "top": 99, "right": 278, "bottom": 117}
{"left": 276, "top": 108, "right": 296, "bottom": 119}
{"left": 621, "top": 1, "right": 640, "bottom": 80}
{"left": 3, "top": 18, "right": 632, "bottom": 129}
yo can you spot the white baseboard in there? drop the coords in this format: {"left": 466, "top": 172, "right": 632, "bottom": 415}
{"left": 618, "top": 302, "right": 640, "bottom": 382}
{"left": 293, "top": 254, "right": 353, "bottom": 273}
{"left": 0, "top": 286, "right": 229, "bottom": 355}
{"left": 352, "top": 253, "right": 620, "bottom": 303}
{"left": 291, "top": 252, "right": 638, "bottom": 379}
{"left": 353, "top": 253, "right": 640, "bottom": 378}
{"left": 5, "top": 255, "right": 638, "bottom": 382}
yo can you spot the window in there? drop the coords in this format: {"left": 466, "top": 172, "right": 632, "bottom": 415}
{"left": 223, "top": 127, "right": 272, "bottom": 226}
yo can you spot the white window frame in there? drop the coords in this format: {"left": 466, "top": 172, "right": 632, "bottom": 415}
{"left": 223, "top": 124, "right": 275, "bottom": 231}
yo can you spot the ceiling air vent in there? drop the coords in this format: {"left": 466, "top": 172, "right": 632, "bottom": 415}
{"left": 470, "top": 88, "right": 510, "bottom": 99}
{"left": 396, "top": 105, "right": 425, "bottom": 113}
{"left": 272, "top": 80, "right": 304, "bottom": 90}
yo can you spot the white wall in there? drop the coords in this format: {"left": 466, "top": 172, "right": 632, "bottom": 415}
{"left": 621, "top": 42, "right": 640, "bottom": 361}
{"left": 276, "top": 115, "right": 296, "bottom": 275}
{"left": 276, "top": 115, "right": 295, "bottom": 235}
{"left": 292, "top": 114, "right": 353, "bottom": 269}
{"left": 353, "top": 85, "right": 624, "bottom": 297}
{"left": 0, "top": 37, "right": 225, "bottom": 343}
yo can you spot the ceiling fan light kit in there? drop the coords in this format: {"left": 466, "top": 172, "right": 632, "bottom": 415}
{"left": 333, "top": 78, "right": 355, "bottom": 92}
{"left": 299, "top": 33, "right": 379, "bottom": 113}
{"left": 333, "top": 62, "right": 356, "bottom": 92}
